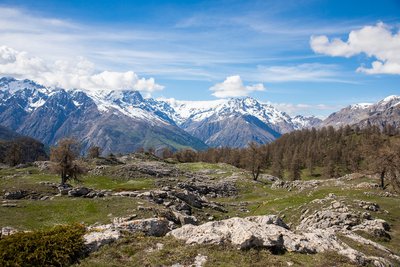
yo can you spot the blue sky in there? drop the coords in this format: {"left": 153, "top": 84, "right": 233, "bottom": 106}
{"left": 0, "top": 0, "right": 399, "bottom": 117}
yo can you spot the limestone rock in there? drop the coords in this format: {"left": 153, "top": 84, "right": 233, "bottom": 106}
{"left": 84, "top": 228, "right": 121, "bottom": 252}
{"left": 1, "top": 226, "right": 18, "bottom": 237}
{"left": 168, "top": 215, "right": 391, "bottom": 267}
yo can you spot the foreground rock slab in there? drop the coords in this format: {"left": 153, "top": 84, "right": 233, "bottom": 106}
{"left": 168, "top": 215, "right": 394, "bottom": 267}
{"left": 84, "top": 217, "right": 173, "bottom": 252}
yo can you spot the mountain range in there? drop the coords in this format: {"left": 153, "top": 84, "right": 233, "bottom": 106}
{"left": 0, "top": 77, "right": 398, "bottom": 154}
{"left": 321, "top": 95, "right": 400, "bottom": 129}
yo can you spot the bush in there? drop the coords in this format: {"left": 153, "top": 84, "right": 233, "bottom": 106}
{"left": 0, "top": 224, "right": 86, "bottom": 266}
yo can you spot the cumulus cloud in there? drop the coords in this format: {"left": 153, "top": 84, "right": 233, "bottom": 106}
{"left": 209, "top": 75, "right": 265, "bottom": 98}
{"left": 0, "top": 45, "right": 164, "bottom": 93}
{"left": 310, "top": 22, "right": 400, "bottom": 75}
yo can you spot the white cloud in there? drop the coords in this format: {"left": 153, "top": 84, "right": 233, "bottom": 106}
{"left": 209, "top": 75, "right": 265, "bottom": 98}
{"left": 0, "top": 45, "right": 164, "bottom": 93}
{"left": 267, "top": 101, "right": 341, "bottom": 118}
{"left": 310, "top": 22, "right": 400, "bottom": 75}
{"left": 254, "top": 63, "right": 340, "bottom": 82}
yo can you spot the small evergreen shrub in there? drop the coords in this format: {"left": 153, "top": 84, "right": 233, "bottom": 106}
{"left": 0, "top": 224, "right": 86, "bottom": 266}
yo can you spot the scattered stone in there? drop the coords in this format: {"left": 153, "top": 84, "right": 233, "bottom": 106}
{"left": 33, "top": 161, "right": 52, "bottom": 171}
{"left": 112, "top": 214, "right": 138, "bottom": 224}
{"left": 58, "top": 184, "right": 73, "bottom": 195}
{"left": 1, "top": 203, "right": 17, "bottom": 207}
{"left": 40, "top": 196, "right": 50, "bottom": 201}
{"left": 355, "top": 182, "right": 380, "bottom": 189}
{"left": 68, "top": 187, "right": 91, "bottom": 197}
{"left": 1, "top": 226, "right": 18, "bottom": 237}
{"left": 271, "top": 180, "right": 321, "bottom": 191}
{"left": 4, "top": 190, "right": 27, "bottom": 200}
{"left": 356, "top": 200, "right": 380, "bottom": 212}
{"left": 113, "top": 191, "right": 138, "bottom": 197}
{"left": 193, "top": 254, "right": 208, "bottom": 267}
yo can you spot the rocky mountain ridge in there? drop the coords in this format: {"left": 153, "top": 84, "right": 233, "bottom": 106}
{"left": 321, "top": 95, "right": 400, "bottom": 129}
{"left": 0, "top": 77, "right": 319, "bottom": 151}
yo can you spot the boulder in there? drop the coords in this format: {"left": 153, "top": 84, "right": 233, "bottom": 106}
{"left": 58, "top": 184, "right": 73, "bottom": 195}
{"left": 1, "top": 226, "right": 18, "bottom": 237}
{"left": 168, "top": 215, "right": 390, "bottom": 266}
{"left": 117, "top": 218, "right": 172, "bottom": 237}
{"left": 3, "top": 190, "right": 27, "bottom": 200}
{"left": 84, "top": 228, "right": 121, "bottom": 252}
{"left": 172, "top": 190, "right": 204, "bottom": 209}
{"left": 168, "top": 216, "right": 285, "bottom": 250}
{"left": 68, "top": 187, "right": 91, "bottom": 197}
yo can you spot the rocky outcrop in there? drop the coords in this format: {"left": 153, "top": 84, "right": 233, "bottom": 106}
{"left": 84, "top": 217, "right": 173, "bottom": 252}
{"left": 177, "top": 180, "right": 237, "bottom": 198}
{"left": 271, "top": 179, "right": 321, "bottom": 191}
{"left": 168, "top": 215, "right": 393, "bottom": 266}
{"left": 90, "top": 161, "right": 183, "bottom": 179}
{"left": 297, "top": 198, "right": 391, "bottom": 240}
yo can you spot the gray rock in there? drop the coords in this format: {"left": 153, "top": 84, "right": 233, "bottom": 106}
{"left": 172, "top": 211, "right": 198, "bottom": 225}
{"left": 84, "top": 228, "right": 121, "bottom": 252}
{"left": 4, "top": 190, "right": 27, "bottom": 200}
{"left": 117, "top": 218, "right": 172, "bottom": 237}
{"left": 172, "top": 190, "right": 204, "bottom": 209}
{"left": 68, "top": 187, "right": 91, "bottom": 197}
{"left": 168, "top": 215, "right": 390, "bottom": 266}
{"left": 1, "top": 226, "right": 18, "bottom": 237}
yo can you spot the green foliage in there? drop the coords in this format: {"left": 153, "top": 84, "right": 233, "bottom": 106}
{"left": 0, "top": 224, "right": 86, "bottom": 267}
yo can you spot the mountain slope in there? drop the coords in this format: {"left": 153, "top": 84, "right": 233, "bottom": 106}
{"left": 321, "top": 95, "right": 400, "bottom": 129}
{"left": 0, "top": 77, "right": 207, "bottom": 154}
{"left": 163, "top": 97, "right": 319, "bottom": 147}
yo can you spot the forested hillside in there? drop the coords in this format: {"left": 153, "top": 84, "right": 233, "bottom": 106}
{"left": 174, "top": 125, "right": 400, "bottom": 189}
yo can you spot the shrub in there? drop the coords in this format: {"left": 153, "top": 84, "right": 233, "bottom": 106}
{"left": 0, "top": 224, "right": 86, "bottom": 266}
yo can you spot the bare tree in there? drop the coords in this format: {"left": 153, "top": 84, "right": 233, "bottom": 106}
{"left": 87, "top": 146, "right": 101, "bottom": 159}
{"left": 369, "top": 142, "right": 400, "bottom": 191}
{"left": 5, "top": 141, "right": 22, "bottom": 166}
{"left": 50, "top": 138, "right": 84, "bottom": 185}
{"left": 241, "top": 142, "right": 264, "bottom": 181}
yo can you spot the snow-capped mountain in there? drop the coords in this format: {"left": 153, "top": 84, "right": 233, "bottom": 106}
{"left": 321, "top": 95, "right": 400, "bottom": 129}
{"left": 0, "top": 77, "right": 324, "bottom": 151}
{"left": 291, "top": 115, "right": 322, "bottom": 129}
{"left": 162, "top": 97, "right": 321, "bottom": 147}
{"left": 0, "top": 77, "right": 206, "bottom": 153}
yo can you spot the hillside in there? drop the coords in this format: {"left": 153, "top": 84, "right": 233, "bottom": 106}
{"left": 0, "top": 125, "right": 48, "bottom": 165}
{"left": 321, "top": 95, "right": 400, "bottom": 129}
{"left": 1, "top": 151, "right": 399, "bottom": 266}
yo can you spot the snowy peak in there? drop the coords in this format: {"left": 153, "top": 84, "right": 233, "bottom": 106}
{"left": 292, "top": 115, "right": 322, "bottom": 129}
{"left": 163, "top": 97, "right": 294, "bottom": 129}
{"left": 0, "top": 77, "right": 46, "bottom": 93}
{"left": 350, "top": 103, "right": 373, "bottom": 110}
{"left": 322, "top": 94, "right": 400, "bottom": 129}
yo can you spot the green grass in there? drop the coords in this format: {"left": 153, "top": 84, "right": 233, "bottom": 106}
{"left": 177, "top": 162, "right": 238, "bottom": 172}
{"left": 77, "top": 234, "right": 357, "bottom": 267}
{"left": 0, "top": 196, "right": 157, "bottom": 230}
{"left": 77, "top": 175, "right": 155, "bottom": 191}
{"left": 2, "top": 162, "right": 400, "bottom": 266}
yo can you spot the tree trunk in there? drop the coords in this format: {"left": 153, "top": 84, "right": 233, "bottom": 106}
{"left": 61, "top": 170, "right": 66, "bottom": 185}
{"left": 380, "top": 170, "right": 385, "bottom": 189}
